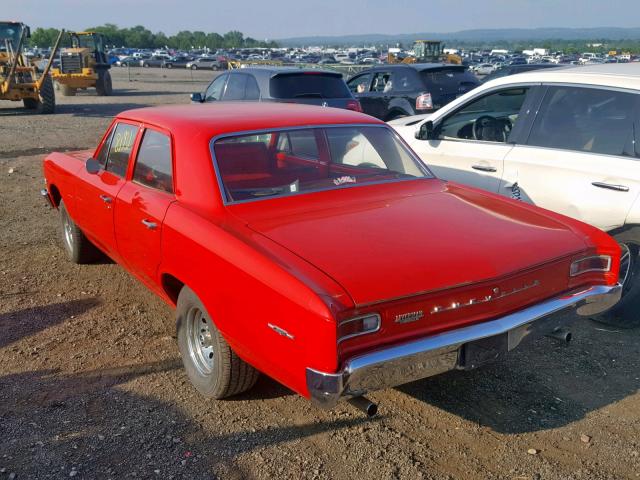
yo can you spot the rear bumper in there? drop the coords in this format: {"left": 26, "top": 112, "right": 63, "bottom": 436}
{"left": 306, "top": 283, "right": 622, "bottom": 409}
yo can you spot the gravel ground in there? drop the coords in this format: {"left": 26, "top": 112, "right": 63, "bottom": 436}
{"left": 1, "top": 67, "right": 639, "bottom": 480}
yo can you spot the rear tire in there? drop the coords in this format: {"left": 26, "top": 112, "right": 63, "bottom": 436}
{"left": 33, "top": 75, "right": 55, "bottom": 114}
{"left": 593, "top": 240, "right": 640, "bottom": 328}
{"left": 190, "top": 65, "right": 198, "bottom": 70}
{"left": 58, "top": 200, "right": 100, "bottom": 264}
{"left": 176, "top": 287, "right": 259, "bottom": 398}
{"left": 95, "top": 70, "right": 113, "bottom": 96}
{"left": 60, "top": 83, "right": 77, "bottom": 96}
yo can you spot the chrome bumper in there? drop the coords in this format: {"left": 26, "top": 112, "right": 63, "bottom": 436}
{"left": 307, "top": 283, "right": 622, "bottom": 409}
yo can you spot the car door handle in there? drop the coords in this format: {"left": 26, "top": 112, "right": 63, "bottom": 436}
{"left": 141, "top": 219, "right": 158, "bottom": 230}
{"left": 99, "top": 194, "right": 113, "bottom": 204}
{"left": 471, "top": 165, "right": 497, "bottom": 172}
{"left": 591, "top": 182, "right": 629, "bottom": 192}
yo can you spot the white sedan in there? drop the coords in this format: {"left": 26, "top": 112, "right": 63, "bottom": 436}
{"left": 390, "top": 63, "right": 640, "bottom": 328}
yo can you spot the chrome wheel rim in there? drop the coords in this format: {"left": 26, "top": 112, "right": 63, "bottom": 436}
{"left": 62, "top": 211, "right": 73, "bottom": 252}
{"left": 186, "top": 307, "right": 215, "bottom": 375}
{"left": 619, "top": 243, "right": 635, "bottom": 293}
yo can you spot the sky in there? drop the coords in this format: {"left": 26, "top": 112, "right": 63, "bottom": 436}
{"left": 5, "top": 0, "right": 640, "bottom": 40}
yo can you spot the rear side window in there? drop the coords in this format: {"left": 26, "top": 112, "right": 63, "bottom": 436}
{"left": 269, "top": 73, "right": 350, "bottom": 99}
{"left": 105, "top": 123, "right": 138, "bottom": 177}
{"left": 527, "top": 86, "right": 639, "bottom": 157}
{"left": 420, "top": 68, "right": 479, "bottom": 93}
{"left": 133, "top": 129, "right": 173, "bottom": 193}
{"left": 223, "top": 74, "right": 247, "bottom": 100}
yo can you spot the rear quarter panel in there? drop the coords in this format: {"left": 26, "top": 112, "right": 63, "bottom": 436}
{"left": 158, "top": 203, "right": 343, "bottom": 398}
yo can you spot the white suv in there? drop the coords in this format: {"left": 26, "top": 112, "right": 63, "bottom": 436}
{"left": 391, "top": 63, "right": 640, "bottom": 328}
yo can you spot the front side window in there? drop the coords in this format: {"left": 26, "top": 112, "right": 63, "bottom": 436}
{"left": 438, "top": 87, "right": 530, "bottom": 143}
{"left": 527, "top": 86, "right": 639, "bottom": 157}
{"left": 348, "top": 73, "right": 373, "bottom": 94}
{"left": 105, "top": 123, "right": 138, "bottom": 177}
{"left": 133, "top": 129, "right": 173, "bottom": 193}
{"left": 205, "top": 74, "right": 227, "bottom": 102}
{"left": 213, "top": 126, "right": 430, "bottom": 202}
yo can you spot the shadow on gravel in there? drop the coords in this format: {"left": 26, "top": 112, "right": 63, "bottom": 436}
{"left": 0, "top": 297, "right": 100, "bottom": 349}
{"left": 0, "top": 360, "right": 372, "bottom": 479}
{"left": 398, "top": 325, "right": 640, "bottom": 434}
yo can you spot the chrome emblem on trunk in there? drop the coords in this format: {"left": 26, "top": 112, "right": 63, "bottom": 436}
{"left": 430, "top": 280, "right": 540, "bottom": 315}
{"left": 394, "top": 310, "right": 424, "bottom": 324}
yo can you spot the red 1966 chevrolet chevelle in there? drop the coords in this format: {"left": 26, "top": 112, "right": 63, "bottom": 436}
{"left": 42, "top": 103, "right": 622, "bottom": 415}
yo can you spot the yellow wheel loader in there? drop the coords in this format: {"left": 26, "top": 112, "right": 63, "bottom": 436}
{"left": 0, "top": 21, "right": 62, "bottom": 114}
{"left": 51, "top": 31, "right": 112, "bottom": 96}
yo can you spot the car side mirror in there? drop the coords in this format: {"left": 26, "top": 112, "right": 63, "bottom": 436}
{"left": 190, "top": 92, "right": 203, "bottom": 103}
{"left": 415, "top": 120, "right": 436, "bottom": 140}
{"left": 85, "top": 158, "right": 101, "bottom": 175}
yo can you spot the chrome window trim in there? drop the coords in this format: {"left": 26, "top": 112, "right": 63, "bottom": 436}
{"left": 208, "top": 123, "right": 435, "bottom": 206}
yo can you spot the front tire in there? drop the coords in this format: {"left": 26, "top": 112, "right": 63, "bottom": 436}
{"left": 26, "top": 75, "right": 55, "bottom": 114}
{"left": 593, "top": 241, "right": 640, "bottom": 328}
{"left": 190, "top": 65, "right": 198, "bottom": 70}
{"left": 58, "top": 200, "right": 100, "bottom": 263}
{"left": 95, "top": 70, "right": 113, "bottom": 96}
{"left": 176, "top": 287, "right": 259, "bottom": 398}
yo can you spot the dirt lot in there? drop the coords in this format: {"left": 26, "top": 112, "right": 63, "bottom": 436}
{"left": 1, "top": 67, "right": 639, "bottom": 480}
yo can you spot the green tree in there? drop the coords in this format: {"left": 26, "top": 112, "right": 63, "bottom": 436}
{"left": 29, "top": 27, "right": 60, "bottom": 48}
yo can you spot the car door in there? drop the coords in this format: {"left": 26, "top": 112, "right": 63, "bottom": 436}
{"left": 503, "top": 85, "right": 640, "bottom": 231}
{"left": 366, "top": 71, "right": 394, "bottom": 119}
{"left": 114, "top": 127, "right": 176, "bottom": 288}
{"left": 73, "top": 121, "right": 140, "bottom": 260}
{"left": 410, "top": 86, "right": 536, "bottom": 192}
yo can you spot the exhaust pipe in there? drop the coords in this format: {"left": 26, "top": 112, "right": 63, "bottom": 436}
{"left": 347, "top": 396, "right": 378, "bottom": 417}
{"left": 546, "top": 328, "right": 572, "bottom": 344}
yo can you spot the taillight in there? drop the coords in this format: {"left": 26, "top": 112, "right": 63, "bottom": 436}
{"left": 416, "top": 93, "right": 433, "bottom": 110}
{"left": 337, "top": 314, "right": 380, "bottom": 343}
{"left": 570, "top": 255, "right": 612, "bottom": 277}
{"left": 346, "top": 99, "right": 363, "bottom": 112}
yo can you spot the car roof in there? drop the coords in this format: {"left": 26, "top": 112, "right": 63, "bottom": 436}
{"left": 484, "top": 62, "right": 640, "bottom": 90}
{"left": 231, "top": 67, "right": 342, "bottom": 77}
{"left": 117, "top": 102, "right": 382, "bottom": 138}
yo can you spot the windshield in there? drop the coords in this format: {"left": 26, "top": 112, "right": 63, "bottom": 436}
{"left": 0, "top": 23, "right": 23, "bottom": 52}
{"left": 270, "top": 73, "right": 351, "bottom": 99}
{"left": 213, "top": 126, "right": 431, "bottom": 203}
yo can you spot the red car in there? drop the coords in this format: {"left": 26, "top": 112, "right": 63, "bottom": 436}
{"left": 42, "top": 103, "right": 621, "bottom": 415}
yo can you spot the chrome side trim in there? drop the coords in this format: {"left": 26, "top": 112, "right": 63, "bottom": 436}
{"left": 306, "top": 283, "right": 621, "bottom": 409}
{"left": 267, "top": 323, "right": 295, "bottom": 340}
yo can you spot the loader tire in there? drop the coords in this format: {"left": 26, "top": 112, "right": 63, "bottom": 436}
{"left": 33, "top": 75, "right": 55, "bottom": 114}
{"left": 96, "top": 70, "right": 113, "bottom": 96}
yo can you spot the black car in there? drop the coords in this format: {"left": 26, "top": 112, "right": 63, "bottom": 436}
{"left": 162, "top": 55, "right": 193, "bottom": 69}
{"left": 346, "top": 64, "right": 479, "bottom": 120}
{"left": 481, "top": 63, "right": 565, "bottom": 83}
{"left": 191, "top": 67, "right": 362, "bottom": 111}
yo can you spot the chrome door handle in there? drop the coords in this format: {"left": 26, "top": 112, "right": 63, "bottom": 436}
{"left": 471, "top": 165, "right": 497, "bottom": 172}
{"left": 591, "top": 182, "right": 629, "bottom": 192}
{"left": 99, "top": 194, "right": 112, "bottom": 204}
{"left": 141, "top": 219, "right": 158, "bottom": 230}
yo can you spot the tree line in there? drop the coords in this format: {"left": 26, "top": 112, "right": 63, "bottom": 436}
{"left": 29, "top": 24, "right": 278, "bottom": 50}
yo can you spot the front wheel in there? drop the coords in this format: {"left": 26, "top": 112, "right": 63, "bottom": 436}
{"left": 176, "top": 287, "right": 259, "bottom": 398}
{"left": 190, "top": 65, "right": 198, "bottom": 70}
{"left": 95, "top": 70, "right": 113, "bottom": 96}
{"left": 593, "top": 241, "right": 640, "bottom": 328}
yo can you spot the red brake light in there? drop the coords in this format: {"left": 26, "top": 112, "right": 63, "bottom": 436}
{"left": 338, "top": 314, "right": 380, "bottom": 343}
{"left": 570, "top": 255, "right": 612, "bottom": 277}
{"left": 346, "top": 100, "right": 363, "bottom": 112}
{"left": 416, "top": 92, "right": 433, "bottom": 110}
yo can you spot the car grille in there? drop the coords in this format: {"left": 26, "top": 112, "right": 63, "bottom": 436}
{"left": 60, "top": 53, "right": 82, "bottom": 73}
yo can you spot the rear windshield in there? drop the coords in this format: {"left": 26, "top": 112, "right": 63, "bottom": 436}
{"left": 270, "top": 73, "right": 351, "bottom": 99}
{"left": 213, "top": 126, "right": 430, "bottom": 203}
{"left": 420, "top": 68, "right": 479, "bottom": 92}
